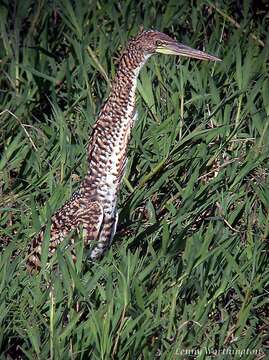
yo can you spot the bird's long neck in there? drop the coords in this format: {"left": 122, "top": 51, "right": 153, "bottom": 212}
{"left": 105, "top": 49, "right": 150, "bottom": 126}
{"left": 112, "top": 49, "right": 148, "bottom": 96}
{"left": 84, "top": 49, "right": 150, "bottom": 196}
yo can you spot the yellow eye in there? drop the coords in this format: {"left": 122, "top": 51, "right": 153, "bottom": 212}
{"left": 156, "top": 40, "right": 163, "bottom": 46}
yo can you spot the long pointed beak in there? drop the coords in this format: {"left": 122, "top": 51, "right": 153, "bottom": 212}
{"left": 156, "top": 42, "right": 221, "bottom": 62}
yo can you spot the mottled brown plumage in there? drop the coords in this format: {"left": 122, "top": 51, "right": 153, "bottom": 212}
{"left": 27, "top": 30, "right": 220, "bottom": 270}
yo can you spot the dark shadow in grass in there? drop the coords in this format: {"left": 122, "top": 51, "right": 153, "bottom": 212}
{"left": 3, "top": 336, "right": 25, "bottom": 360}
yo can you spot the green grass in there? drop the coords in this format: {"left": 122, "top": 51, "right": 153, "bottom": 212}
{"left": 0, "top": 0, "right": 269, "bottom": 358}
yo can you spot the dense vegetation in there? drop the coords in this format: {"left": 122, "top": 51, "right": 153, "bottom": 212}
{"left": 0, "top": 0, "right": 268, "bottom": 358}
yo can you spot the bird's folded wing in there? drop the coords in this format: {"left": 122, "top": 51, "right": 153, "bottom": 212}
{"left": 27, "top": 200, "right": 104, "bottom": 271}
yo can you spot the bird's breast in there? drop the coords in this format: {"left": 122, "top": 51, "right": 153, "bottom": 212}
{"left": 85, "top": 107, "right": 136, "bottom": 214}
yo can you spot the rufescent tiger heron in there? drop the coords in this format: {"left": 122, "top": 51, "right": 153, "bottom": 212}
{"left": 27, "top": 30, "right": 221, "bottom": 270}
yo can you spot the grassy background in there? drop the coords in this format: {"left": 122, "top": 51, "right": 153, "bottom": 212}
{"left": 0, "top": 0, "right": 269, "bottom": 358}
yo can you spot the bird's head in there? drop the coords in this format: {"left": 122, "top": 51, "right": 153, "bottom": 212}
{"left": 129, "top": 30, "right": 221, "bottom": 62}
